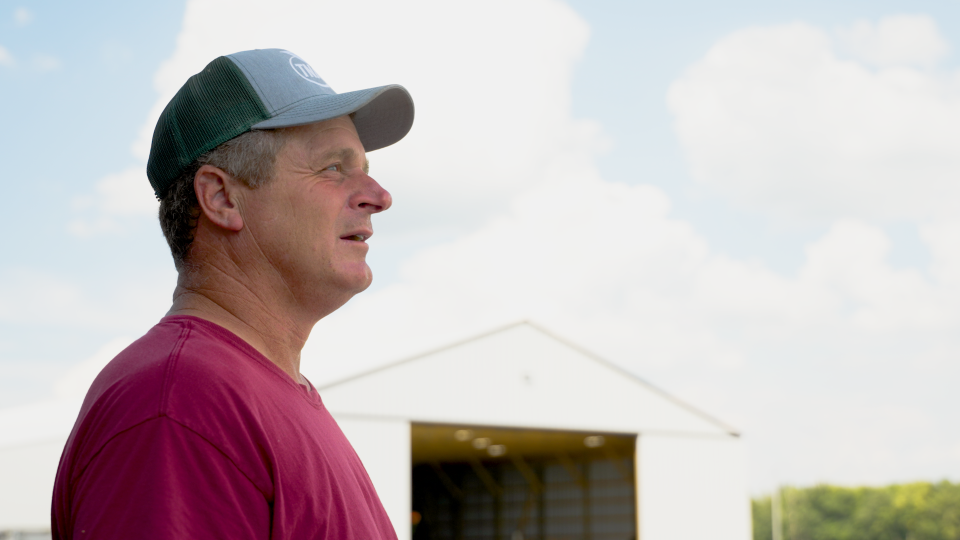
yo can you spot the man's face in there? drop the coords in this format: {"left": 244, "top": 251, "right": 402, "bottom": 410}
{"left": 240, "top": 115, "right": 391, "bottom": 316}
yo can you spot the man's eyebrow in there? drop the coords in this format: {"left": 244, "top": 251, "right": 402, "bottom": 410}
{"left": 316, "top": 147, "right": 368, "bottom": 174}
{"left": 317, "top": 147, "right": 358, "bottom": 166}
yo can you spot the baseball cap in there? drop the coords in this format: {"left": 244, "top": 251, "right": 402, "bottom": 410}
{"left": 147, "top": 48, "right": 414, "bottom": 198}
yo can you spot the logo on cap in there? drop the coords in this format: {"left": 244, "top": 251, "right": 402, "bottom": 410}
{"left": 286, "top": 53, "right": 331, "bottom": 89}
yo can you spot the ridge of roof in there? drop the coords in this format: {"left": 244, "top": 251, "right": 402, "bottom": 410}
{"left": 520, "top": 321, "right": 740, "bottom": 437}
{"left": 316, "top": 320, "right": 740, "bottom": 437}
{"left": 315, "top": 320, "right": 530, "bottom": 391}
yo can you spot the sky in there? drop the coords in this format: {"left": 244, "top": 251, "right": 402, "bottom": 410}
{"left": 2, "top": 0, "right": 960, "bottom": 495}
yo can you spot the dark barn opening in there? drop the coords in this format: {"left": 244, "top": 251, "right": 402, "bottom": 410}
{"left": 411, "top": 423, "right": 636, "bottom": 540}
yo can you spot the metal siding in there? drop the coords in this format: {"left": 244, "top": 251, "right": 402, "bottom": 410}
{"left": 638, "top": 435, "right": 750, "bottom": 540}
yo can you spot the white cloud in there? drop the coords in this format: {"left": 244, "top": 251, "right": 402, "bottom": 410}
{"left": 0, "top": 269, "right": 90, "bottom": 325}
{"left": 67, "top": 215, "right": 122, "bottom": 237}
{"left": 13, "top": 7, "right": 32, "bottom": 27}
{"left": 921, "top": 220, "right": 960, "bottom": 286}
{"left": 0, "top": 267, "right": 172, "bottom": 331}
{"left": 0, "top": 45, "right": 15, "bottom": 67}
{"left": 86, "top": 167, "right": 157, "bottom": 216}
{"left": 304, "top": 182, "right": 960, "bottom": 377}
{"left": 69, "top": 167, "right": 158, "bottom": 237}
{"left": 0, "top": 339, "right": 133, "bottom": 448}
{"left": 54, "top": 337, "right": 134, "bottom": 400}
{"left": 668, "top": 15, "right": 960, "bottom": 223}
{"left": 800, "top": 220, "right": 946, "bottom": 331}
{"left": 0, "top": 361, "right": 66, "bottom": 409}
{"left": 837, "top": 15, "right": 948, "bottom": 68}
{"left": 32, "top": 53, "right": 60, "bottom": 72}
{"left": 304, "top": 175, "right": 746, "bottom": 382}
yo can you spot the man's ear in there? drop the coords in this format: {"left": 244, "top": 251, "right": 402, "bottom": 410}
{"left": 194, "top": 165, "right": 244, "bottom": 232}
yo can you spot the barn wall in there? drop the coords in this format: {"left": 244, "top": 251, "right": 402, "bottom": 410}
{"left": 0, "top": 438, "right": 65, "bottom": 531}
{"left": 637, "top": 434, "right": 750, "bottom": 540}
{"left": 335, "top": 416, "right": 411, "bottom": 540}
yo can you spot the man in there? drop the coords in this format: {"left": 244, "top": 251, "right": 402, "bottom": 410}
{"left": 51, "top": 48, "right": 414, "bottom": 539}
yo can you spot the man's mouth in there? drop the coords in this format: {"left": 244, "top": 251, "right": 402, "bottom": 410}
{"left": 341, "top": 234, "right": 369, "bottom": 242}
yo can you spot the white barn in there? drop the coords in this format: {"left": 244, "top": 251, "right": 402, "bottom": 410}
{"left": 0, "top": 321, "right": 749, "bottom": 540}
{"left": 325, "top": 322, "right": 749, "bottom": 540}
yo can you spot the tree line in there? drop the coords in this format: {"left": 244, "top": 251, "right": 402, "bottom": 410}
{"left": 753, "top": 481, "right": 960, "bottom": 540}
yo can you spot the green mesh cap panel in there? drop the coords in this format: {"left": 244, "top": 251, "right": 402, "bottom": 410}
{"left": 147, "top": 56, "right": 271, "bottom": 197}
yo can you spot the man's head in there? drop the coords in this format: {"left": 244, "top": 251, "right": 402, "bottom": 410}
{"left": 181, "top": 115, "right": 390, "bottom": 319}
{"left": 148, "top": 48, "right": 413, "bottom": 271}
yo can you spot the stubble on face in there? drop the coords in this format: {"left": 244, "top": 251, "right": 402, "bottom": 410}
{"left": 238, "top": 116, "right": 391, "bottom": 320}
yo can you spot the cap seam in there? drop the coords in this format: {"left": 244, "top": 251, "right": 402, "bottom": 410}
{"left": 224, "top": 53, "right": 277, "bottom": 115}
{"left": 188, "top": 57, "right": 272, "bottom": 161}
{"left": 221, "top": 55, "right": 272, "bottom": 121}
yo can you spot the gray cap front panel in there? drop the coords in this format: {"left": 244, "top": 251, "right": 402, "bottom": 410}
{"left": 226, "top": 48, "right": 337, "bottom": 116}
{"left": 251, "top": 86, "right": 385, "bottom": 129}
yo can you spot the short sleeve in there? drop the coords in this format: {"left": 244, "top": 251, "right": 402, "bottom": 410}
{"left": 65, "top": 416, "right": 271, "bottom": 539}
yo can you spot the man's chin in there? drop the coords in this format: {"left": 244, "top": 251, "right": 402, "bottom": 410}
{"left": 356, "top": 270, "right": 374, "bottom": 293}
{"left": 340, "top": 264, "right": 374, "bottom": 294}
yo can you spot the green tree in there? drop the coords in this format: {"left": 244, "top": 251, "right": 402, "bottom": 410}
{"left": 753, "top": 495, "right": 773, "bottom": 540}
{"left": 753, "top": 481, "right": 960, "bottom": 540}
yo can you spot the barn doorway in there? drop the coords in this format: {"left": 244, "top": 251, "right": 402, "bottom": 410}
{"left": 411, "top": 423, "right": 636, "bottom": 540}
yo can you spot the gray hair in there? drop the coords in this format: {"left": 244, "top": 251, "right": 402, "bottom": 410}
{"left": 158, "top": 128, "right": 290, "bottom": 270}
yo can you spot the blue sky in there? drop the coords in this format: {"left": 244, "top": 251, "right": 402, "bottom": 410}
{"left": 1, "top": 1, "right": 181, "bottom": 374}
{"left": 3, "top": 0, "right": 960, "bottom": 494}
{"left": 567, "top": 0, "right": 960, "bottom": 273}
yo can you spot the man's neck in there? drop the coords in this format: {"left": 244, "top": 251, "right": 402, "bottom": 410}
{"left": 167, "top": 262, "right": 314, "bottom": 386}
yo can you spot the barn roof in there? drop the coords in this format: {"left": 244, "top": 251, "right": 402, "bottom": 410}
{"left": 319, "top": 321, "right": 737, "bottom": 437}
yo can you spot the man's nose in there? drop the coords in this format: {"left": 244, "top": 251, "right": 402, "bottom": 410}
{"left": 356, "top": 174, "right": 392, "bottom": 213}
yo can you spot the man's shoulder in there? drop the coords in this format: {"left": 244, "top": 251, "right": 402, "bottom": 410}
{"left": 70, "top": 317, "right": 275, "bottom": 447}
{"left": 61, "top": 316, "right": 299, "bottom": 480}
{"left": 88, "top": 315, "right": 284, "bottom": 419}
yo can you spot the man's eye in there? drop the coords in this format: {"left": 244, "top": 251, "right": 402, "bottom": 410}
{"left": 324, "top": 164, "right": 341, "bottom": 172}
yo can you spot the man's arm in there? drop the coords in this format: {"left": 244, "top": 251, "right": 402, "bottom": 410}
{"left": 59, "top": 416, "right": 270, "bottom": 540}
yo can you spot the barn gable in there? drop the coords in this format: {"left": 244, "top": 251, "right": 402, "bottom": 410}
{"left": 319, "top": 321, "right": 736, "bottom": 437}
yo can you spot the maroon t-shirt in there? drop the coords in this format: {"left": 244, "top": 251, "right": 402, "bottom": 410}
{"left": 52, "top": 315, "right": 397, "bottom": 540}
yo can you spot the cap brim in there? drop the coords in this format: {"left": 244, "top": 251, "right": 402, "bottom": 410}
{"left": 251, "top": 84, "right": 414, "bottom": 152}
